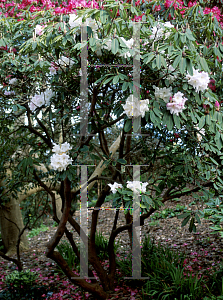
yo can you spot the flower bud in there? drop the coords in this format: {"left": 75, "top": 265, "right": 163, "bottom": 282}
{"left": 215, "top": 101, "right": 220, "bottom": 111}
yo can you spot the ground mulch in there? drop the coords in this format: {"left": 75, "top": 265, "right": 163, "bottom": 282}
{"left": 1, "top": 192, "right": 223, "bottom": 299}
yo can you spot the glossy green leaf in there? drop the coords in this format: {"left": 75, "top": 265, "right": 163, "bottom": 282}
{"left": 198, "top": 115, "right": 205, "bottom": 129}
{"left": 111, "top": 38, "right": 119, "bottom": 55}
{"left": 179, "top": 58, "right": 186, "bottom": 74}
{"left": 124, "top": 119, "right": 132, "bottom": 132}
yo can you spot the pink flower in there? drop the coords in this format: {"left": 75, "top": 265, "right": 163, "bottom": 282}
{"left": 215, "top": 101, "right": 220, "bottom": 108}
{"left": 35, "top": 24, "right": 44, "bottom": 36}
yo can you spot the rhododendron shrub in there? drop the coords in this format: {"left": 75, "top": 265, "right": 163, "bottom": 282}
{"left": 1, "top": 0, "right": 223, "bottom": 298}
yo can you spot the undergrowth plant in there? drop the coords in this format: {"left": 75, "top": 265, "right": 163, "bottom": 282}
{"left": 116, "top": 235, "right": 223, "bottom": 300}
{"left": 56, "top": 231, "right": 120, "bottom": 273}
{"left": 27, "top": 223, "right": 49, "bottom": 238}
{"left": 0, "top": 270, "right": 52, "bottom": 300}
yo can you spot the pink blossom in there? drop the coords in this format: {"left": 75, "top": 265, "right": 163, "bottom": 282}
{"left": 35, "top": 24, "right": 44, "bottom": 35}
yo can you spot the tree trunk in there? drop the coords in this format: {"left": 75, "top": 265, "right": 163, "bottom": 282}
{"left": 0, "top": 198, "right": 29, "bottom": 255}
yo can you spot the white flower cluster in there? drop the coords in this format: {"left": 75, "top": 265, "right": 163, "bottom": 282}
{"left": 118, "top": 37, "right": 135, "bottom": 58}
{"left": 69, "top": 14, "right": 98, "bottom": 32}
{"left": 9, "top": 78, "right": 17, "bottom": 85}
{"left": 29, "top": 89, "right": 55, "bottom": 111}
{"left": 150, "top": 21, "right": 174, "bottom": 41}
{"left": 127, "top": 181, "right": 148, "bottom": 195}
{"left": 50, "top": 142, "right": 73, "bottom": 172}
{"left": 153, "top": 85, "right": 172, "bottom": 103}
{"left": 57, "top": 56, "right": 75, "bottom": 71}
{"left": 122, "top": 95, "right": 149, "bottom": 118}
{"left": 166, "top": 65, "right": 178, "bottom": 82}
{"left": 108, "top": 182, "right": 123, "bottom": 193}
{"left": 186, "top": 68, "right": 210, "bottom": 93}
{"left": 108, "top": 181, "right": 148, "bottom": 195}
{"left": 48, "top": 56, "right": 75, "bottom": 74}
{"left": 166, "top": 91, "right": 187, "bottom": 116}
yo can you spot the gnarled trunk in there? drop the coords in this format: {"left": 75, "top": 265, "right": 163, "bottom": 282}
{"left": 0, "top": 198, "right": 29, "bottom": 255}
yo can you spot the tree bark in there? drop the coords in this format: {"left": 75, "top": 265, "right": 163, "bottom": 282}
{"left": 0, "top": 198, "right": 29, "bottom": 255}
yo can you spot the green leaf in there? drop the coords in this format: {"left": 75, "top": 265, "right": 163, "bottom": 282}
{"left": 100, "top": 10, "right": 111, "bottom": 24}
{"left": 179, "top": 58, "right": 186, "bottom": 74}
{"left": 103, "top": 76, "right": 113, "bottom": 85}
{"left": 180, "top": 34, "right": 186, "bottom": 43}
{"left": 133, "top": 117, "right": 141, "bottom": 132}
{"left": 90, "top": 153, "right": 100, "bottom": 160}
{"left": 12, "top": 105, "right": 18, "bottom": 112}
{"left": 111, "top": 38, "right": 119, "bottom": 55}
{"left": 117, "top": 159, "right": 127, "bottom": 164}
{"left": 122, "top": 81, "right": 128, "bottom": 91}
{"left": 206, "top": 170, "right": 210, "bottom": 180}
{"left": 173, "top": 114, "right": 181, "bottom": 129}
{"left": 143, "top": 53, "right": 155, "bottom": 64}
{"left": 32, "top": 41, "right": 37, "bottom": 50}
{"left": 150, "top": 111, "right": 157, "bottom": 123}
{"left": 206, "top": 114, "right": 211, "bottom": 125}
{"left": 181, "top": 215, "right": 190, "bottom": 227}
{"left": 113, "top": 75, "right": 119, "bottom": 85}
{"left": 199, "top": 56, "right": 209, "bottom": 72}
{"left": 156, "top": 55, "right": 161, "bottom": 69}
{"left": 186, "top": 58, "right": 193, "bottom": 76}
{"left": 174, "top": 32, "right": 178, "bottom": 42}
{"left": 161, "top": 55, "right": 167, "bottom": 68}
{"left": 198, "top": 115, "right": 205, "bottom": 129}
{"left": 189, "top": 217, "right": 195, "bottom": 232}
{"left": 177, "top": 212, "right": 190, "bottom": 219}
{"left": 186, "top": 28, "right": 195, "bottom": 41}
{"left": 166, "top": 113, "right": 173, "bottom": 131}
{"left": 173, "top": 55, "right": 181, "bottom": 69}
{"left": 195, "top": 213, "right": 201, "bottom": 224}
{"left": 216, "top": 137, "right": 222, "bottom": 150}
{"left": 124, "top": 119, "right": 132, "bottom": 132}
{"left": 153, "top": 107, "right": 162, "bottom": 117}
{"left": 209, "top": 157, "right": 218, "bottom": 166}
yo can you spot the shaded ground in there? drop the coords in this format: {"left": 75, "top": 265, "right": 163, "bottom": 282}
{"left": 0, "top": 193, "right": 223, "bottom": 299}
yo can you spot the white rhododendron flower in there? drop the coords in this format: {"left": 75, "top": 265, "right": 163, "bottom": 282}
{"left": 57, "top": 56, "right": 75, "bottom": 70}
{"left": 42, "top": 89, "right": 55, "bottom": 105}
{"left": 85, "top": 17, "right": 98, "bottom": 32}
{"left": 69, "top": 15, "right": 83, "bottom": 29}
{"left": 49, "top": 62, "right": 58, "bottom": 75}
{"left": 122, "top": 95, "right": 149, "bottom": 118}
{"left": 166, "top": 91, "right": 187, "bottom": 116}
{"left": 186, "top": 68, "right": 210, "bottom": 93}
{"left": 35, "top": 24, "right": 44, "bottom": 36}
{"left": 166, "top": 65, "right": 177, "bottom": 82}
{"left": 195, "top": 126, "right": 205, "bottom": 142}
{"left": 69, "top": 14, "right": 98, "bottom": 32}
{"left": 50, "top": 153, "right": 73, "bottom": 172}
{"left": 29, "top": 89, "right": 55, "bottom": 111}
{"left": 126, "top": 181, "right": 148, "bottom": 195}
{"left": 108, "top": 182, "right": 123, "bottom": 194}
{"left": 153, "top": 85, "right": 172, "bottom": 103}
{"left": 9, "top": 78, "right": 17, "bottom": 85}
{"left": 118, "top": 37, "right": 135, "bottom": 58}
{"left": 102, "top": 37, "right": 112, "bottom": 51}
{"left": 29, "top": 94, "right": 45, "bottom": 111}
{"left": 50, "top": 142, "right": 73, "bottom": 172}
{"left": 150, "top": 22, "right": 174, "bottom": 41}
{"left": 52, "top": 141, "right": 72, "bottom": 154}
